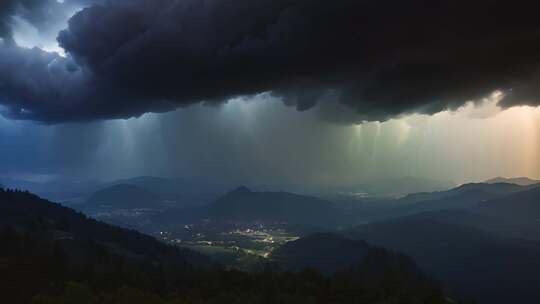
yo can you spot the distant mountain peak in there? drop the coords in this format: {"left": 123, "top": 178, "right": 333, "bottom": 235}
{"left": 485, "top": 176, "right": 540, "bottom": 186}
{"left": 232, "top": 186, "right": 251, "bottom": 193}
{"left": 84, "top": 183, "right": 160, "bottom": 210}
{"left": 209, "top": 186, "right": 339, "bottom": 225}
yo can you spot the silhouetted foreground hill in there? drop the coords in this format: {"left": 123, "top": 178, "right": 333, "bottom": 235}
{"left": 345, "top": 216, "right": 540, "bottom": 304}
{"left": 0, "top": 189, "right": 447, "bottom": 304}
{"left": 272, "top": 234, "right": 371, "bottom": 273}
{"left": 272, "top": 233, "right": 435, "bottom": 277}
{"left": 0, "top": 188, "right": 211, "bottom": 266}
{"left": 272, "top": 233, "right": 444, "bottom": 299}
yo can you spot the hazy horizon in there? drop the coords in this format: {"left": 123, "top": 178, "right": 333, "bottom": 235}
{"left": 2, "top": 1, "right": 540, "bottom": 190}
{"left": 2, "top": 94, "right": 539, "bottom": 189}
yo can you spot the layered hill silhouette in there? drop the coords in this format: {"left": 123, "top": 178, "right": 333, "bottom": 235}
{"left": 0, "top": 177, "right": 102, "bottom": 202}
{"left": 485, "top": 176, "right": 540, "bottom": 186}
{"left": 84, "top": 184, "right": 162, "bottom": 211}
{"left": 0, "top": 187, "right": 215, "bottom": 303}
{"left": 0, "top": 188, "right": 212, "bottom": 269}
{"left": 77, "top": 178, "right": 231, "bottom": 228}
{"left": 207, "top": 186, "right": 341, "bottom": 226}
{"left": 478, "top": 185, "right": 540, "bottom": 223}
{"left": 360, "top": 182, "right": 539, "bottom": 221}
{"left": 7, "top": 178, "right": 538, "bottom": 304}
{"left": 359, "top": 177, "right": 456, "bottom": 197}
{"left": 108, "top": 176, "right": 229, "bottom": 206}
{"left": 271, "top": 233, "right": 371, "bottom": 273}
{"left": 345, "top": 215, "right": 540, "bottom": 303}
{"left": 398, "top": 182, "right": 534, "bottom": 205}
{"left": 385, "top": 183, "right": 540, "bottom": 240}
{"left": 0, "top": 188, "right": 448, "bottom": 304}
{"left": 271, "top": 233, "right": 435, "bottom": 278}
{"left": 271, "top": 233, "right": 444, "bottom": 300}
{"left": 0, "top": 176, "right": 229, "bottom": 208}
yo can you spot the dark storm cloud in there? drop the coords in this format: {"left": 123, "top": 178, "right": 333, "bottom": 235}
{"left": 1, "top": 0, "right": 540, "bottom": 122}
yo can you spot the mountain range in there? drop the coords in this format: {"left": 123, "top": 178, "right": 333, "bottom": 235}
{"left": 84, "top": 184, "right": 163, "bottom": 211}
{"left": 485, "top": 176, "right": 540, "bottom": 186}
{"left": 4, "top": 175, "right": 540, "bottom": 304}
{"left": 344, "top": 215, "right": 540, "bottom": 303}
{"left": 0, "top": 176, "right": 231, "bottom": 208}
{"left": 207, "top": 186, "right": 341, "bottom": 226}
{"left": 0, "top": 187, "right": 447, "bottom": 304}
{"left": 0, "top": 188, "right": 213, "bottom": 269}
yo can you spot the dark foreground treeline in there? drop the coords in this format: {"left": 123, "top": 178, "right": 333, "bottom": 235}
{"left": 1, "top": 229, "right": 445, "bottom": 304}
{"left": 0, "top": 189, "right": 446, "bottom": 304}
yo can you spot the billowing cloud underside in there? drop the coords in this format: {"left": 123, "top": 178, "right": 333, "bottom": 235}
{"left": 1, "top": 0, "right": 540, "bottom": 123}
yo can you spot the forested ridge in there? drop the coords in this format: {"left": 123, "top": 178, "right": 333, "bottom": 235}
{"left": 1, "top": 188, "right": 446, "bottom": 304}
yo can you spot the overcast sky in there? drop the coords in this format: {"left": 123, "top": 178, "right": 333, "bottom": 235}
{"left": 1, "top": 94, "right": 539, "bottom": 187}
{"left": 0, "top": 0, "right": 539, "bottom": 187}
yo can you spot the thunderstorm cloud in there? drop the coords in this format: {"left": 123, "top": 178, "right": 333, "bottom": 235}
{"left": 0, "top": 0, "right": 540, "bottom": 123}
